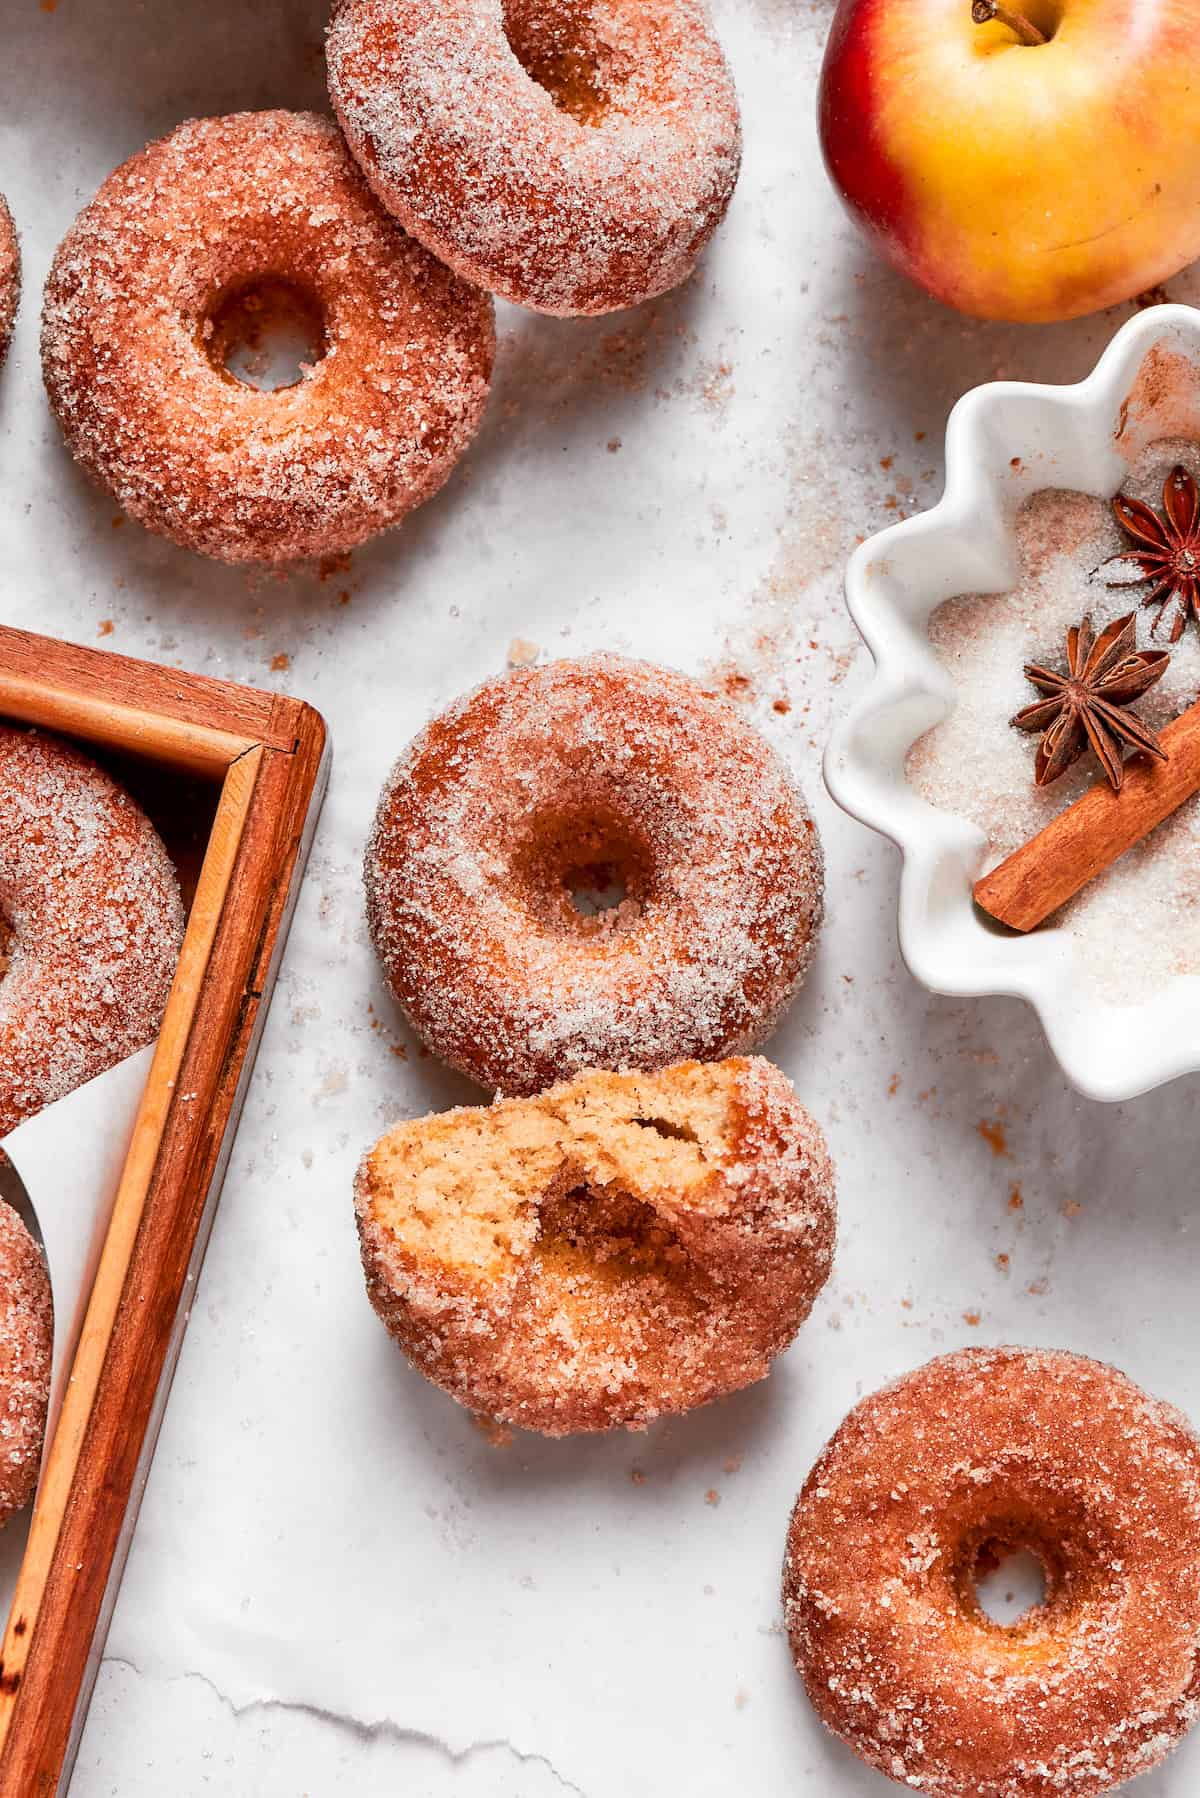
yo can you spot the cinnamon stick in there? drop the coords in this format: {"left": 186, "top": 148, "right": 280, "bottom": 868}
{"left": 973, "top": 695, "right": 1200, "bottom": 932}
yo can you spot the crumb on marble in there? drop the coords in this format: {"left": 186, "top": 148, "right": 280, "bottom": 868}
{"left": 978, "top": 1119, "right": 1009, "bottom": 1158}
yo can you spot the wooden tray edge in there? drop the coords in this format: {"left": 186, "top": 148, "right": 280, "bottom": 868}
{"left": 0, "top": 647, "right": 329, "bottom": 1794}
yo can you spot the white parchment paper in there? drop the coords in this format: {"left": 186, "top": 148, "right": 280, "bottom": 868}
{"left": 0, "top": 1051, "right": 152, "bottom": 1619}
{"left": 4, "top": 1, "right": 1200, "bottom": 1793}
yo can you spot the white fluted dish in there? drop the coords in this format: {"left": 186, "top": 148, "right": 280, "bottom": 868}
{"left": 824, "top": 305, "right": 1200, "bottom": 1102}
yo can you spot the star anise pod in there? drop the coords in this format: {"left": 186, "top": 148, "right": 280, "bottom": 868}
{"left": 1100, "top": 464, "right": 1200, "bottom": 642}
{"left": 1012, "top": 612, "right": 1170, "bottom": 790}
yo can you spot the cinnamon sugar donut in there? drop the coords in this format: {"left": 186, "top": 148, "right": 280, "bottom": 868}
{"left": 783, "top": 1347, "right": 1200, "bottom": 1798}
{"left": 326, "top": 0, "right": 742, "bottom": 316}
{"left": 0, "top": 727, "right": 185, "bottom": 1138}
{"left": 41, "top": 111, "right": 495, "bottom": 563}
{"left": 0, "top": 1203, "right": 52, "bottom": 1526}
{"left": 0, "top": 196, "right": 18, "bottom": 366}
{"left": 356, "top": 1057, "right": 835, "bottom": 1435}
{"left": 365, "top": 655, "right": 824, "bottom": 1095}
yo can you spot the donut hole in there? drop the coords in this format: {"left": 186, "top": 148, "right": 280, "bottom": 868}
{"left": 204, "top": 279, "right": 327, "bottom": 392}
{"left": 566, "top": 862, "right": 628, "bottom": 920}
{"left": 502, "top": 0, "right": 631, "bottom": 126}
{"left": 978, "top": 1539, "right": 1050, "bottom": 1625}
{"left": 971, "top": 1540, "right": 1050, "bottom": 1626}
{"left": 516, "top": 808, "right": 655, "bottom": 937}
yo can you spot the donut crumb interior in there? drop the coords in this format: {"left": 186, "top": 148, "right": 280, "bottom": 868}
{"left": 357, "top": 1056, "right": 835, "bottom": 1434}
{"left": 362, "top": 1060, "right": 738, "bottom": 1284}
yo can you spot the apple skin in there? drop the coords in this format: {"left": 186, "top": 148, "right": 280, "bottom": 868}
{"left": 819, "top": 0, "right": 1200, "bottom": 322}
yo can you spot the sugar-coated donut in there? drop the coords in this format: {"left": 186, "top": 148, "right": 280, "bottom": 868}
{"left": 0, "top": 727, "right": 185, "bottom": 1138}
{"left": 0, "top": 1202, "right": 52, "bottom": 1527}
{"left": 783, "top": 1346, "right": 1200, "bottom": 1798}
{"left": 0, "top": 196, "right": 18, "bottom": 366}
{"left": 42, "top": 111, "right": 495, "bottom": 563}
{"left": 356, "top": 1056, "right": 835, "bottom": 1435}
{"left": 365, "top": 655, "right": 824, "bottom": 1095}
{"left": 327, "top": 0, "right": 742, "bottom": 316}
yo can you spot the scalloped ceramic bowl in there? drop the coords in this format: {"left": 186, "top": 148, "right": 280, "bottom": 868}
{"left": 824, "top": 304, "right": 1200, "bottom": 1103}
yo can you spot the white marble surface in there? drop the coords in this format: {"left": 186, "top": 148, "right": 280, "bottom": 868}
{"left": 4, "top": 1, "right": 1200, "bottom": 1793}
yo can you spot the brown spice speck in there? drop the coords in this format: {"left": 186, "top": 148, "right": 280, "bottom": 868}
{"left": 318, "top": 551, "right": 352, "bottom": 583}
{"left": 705, "top": 1488, "right": 721, "bottom": 1507}
{"left": 367, "top": 1002, "right": 408, "bottom": 1061}
{"left": 963, "top": 1309, "right": 982, "bottom": 1327}
{"left": 1008, "top": 1185, "right": 1024, "bottom": 1212}
{"left": 978, "top": 1119, "right": 1009, "bottom": 1157}
{"left": 97, "top": 619, "right": 113, "bottom": 638}
{"left": 269, "top": 653, "right": 291, "bottom": 672}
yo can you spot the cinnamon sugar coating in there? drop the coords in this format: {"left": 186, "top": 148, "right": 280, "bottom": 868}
{"left": 0, "top": 727, "right": 185, "bottom": 1138}
{"left": 0, "top": 196, "right": 18, "bottom": 366}
{"left": 366, "top": 655, "right": 824, "bottom": 1094}
{"left": 326, "top": 0, "right": 742, "bottom": 316}
{"left": 356, "top": 1057, "right": 835, "bottom": 1435}
{"left": 783, "top": 1347, "right": 1200, "bottom": 1797}
{"left": 41, "top": 111, "right": 495, "bottom": 563}
{"left": 0, "top": 1203, "right": 52, "bottom": 1527}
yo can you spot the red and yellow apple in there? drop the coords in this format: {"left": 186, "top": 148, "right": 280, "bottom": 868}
{"left": 819, "top": 0, "right": 1200, "bottom": 322}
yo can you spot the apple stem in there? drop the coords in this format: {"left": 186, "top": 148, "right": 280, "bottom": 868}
{"left": 971, "top": 0, "right": 1047, "bottom": 44}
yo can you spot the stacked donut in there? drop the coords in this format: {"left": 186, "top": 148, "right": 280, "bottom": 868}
{"left": 357, "top": 652, "right": 832, "bottom": 1434}
{"left": 0, "top": 196, "right": 18, "bottom": 369}
{"left": 326, "top": 0, "right": 742, "bottom": 316}
{"left": 0, "top": 725, "right": 184, "bottom": 1526}
{"left": 37, "top": 0, "right": 741, "bottom": 564}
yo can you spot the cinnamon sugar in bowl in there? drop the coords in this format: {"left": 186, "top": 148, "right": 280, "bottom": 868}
{"left": 825, "top": 305, "right": 1200, "bottom": 1101}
